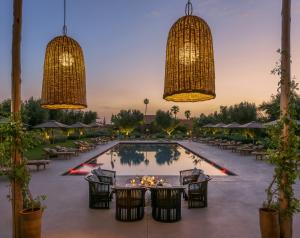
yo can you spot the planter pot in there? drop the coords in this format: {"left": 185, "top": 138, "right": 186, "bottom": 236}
{"left": 259, "top": 208, "right": 280, "bottom": 238}
{"left": 19, "top": 208, "right": 43, "bottom": 238}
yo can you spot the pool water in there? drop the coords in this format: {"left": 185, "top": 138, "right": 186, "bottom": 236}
{"left": 66, "top": 143, "right": 234, "bottom": 176}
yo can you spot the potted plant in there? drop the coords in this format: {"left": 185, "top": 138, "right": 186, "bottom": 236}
{"left": 0, "top": 117, "right": 46, "bottom": 238}
{"left": 259, "top": 55, "right": 300, "bottom": 237}
{"left": 259, "top": 175, "right": 280, "bottom": 238}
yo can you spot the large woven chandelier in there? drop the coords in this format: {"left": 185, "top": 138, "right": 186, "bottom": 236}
{"left": 163, "top": 0, "right": 216, "bottom": 102}
{"left": 41, "top": 0, "right": 87, "bottom": 109}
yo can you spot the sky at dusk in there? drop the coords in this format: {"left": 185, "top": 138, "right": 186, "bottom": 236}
{"left": 0, "top": 0, "right": 300, "bottom": 121}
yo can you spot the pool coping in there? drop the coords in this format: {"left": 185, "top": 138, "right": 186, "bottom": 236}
{"left": 62, "top": 141, "right": 236, "bottom": 176}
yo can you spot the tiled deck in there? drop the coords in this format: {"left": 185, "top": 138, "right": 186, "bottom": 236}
{"left": 0, "top": 140, "right": 299, "bottom": 238}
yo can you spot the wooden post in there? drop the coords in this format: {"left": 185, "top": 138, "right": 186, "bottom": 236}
{"left": 279, "top": 0, "right": 292, "bottom": 237}
{"left": 11, "top": 0, "right": 23, "bottom": 237}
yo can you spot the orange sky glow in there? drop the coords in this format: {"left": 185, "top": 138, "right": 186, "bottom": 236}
{"left": 0, "top": 0, "right": 299, "bottom": 121}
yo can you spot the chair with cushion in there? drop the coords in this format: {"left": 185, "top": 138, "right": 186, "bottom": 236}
{"left": 85, "top": 174, "right": 112, "bottom": 209}
{"left": 150, "top": 187, "right": 184, "bottom": 222}
{"left": 185, "top": 174, "right": 211, "bottom": 208}
{"left": 180, "top": 168, "right": 203, "bottom": 188}
{"left": 114, "top": 187, "right": 146, "bottom": 221}
{"left": 91, "top": 167, "right": 116, "bottom": 185}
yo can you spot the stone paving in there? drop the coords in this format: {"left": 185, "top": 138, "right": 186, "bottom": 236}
{"left": 0, "top": 140, "right": 299, "bottom": 238}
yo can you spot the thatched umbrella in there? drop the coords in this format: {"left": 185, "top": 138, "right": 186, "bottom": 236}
{"left": 69, "top": 122, "right": 90, "bottom": 128}
{"left": 33, "top": 120, "right": 69, "bottom": 129}
{"left": 239, "top": 121, "right": 265, "bottom": 142}
{"left": 33, "top": 120, "right": 69, "bottom": 143}
{"left": 69, "top": 122, "right": 90, "bottom": 136}
{"left": 207, "top": 123, "right": 227, "bottom": 136}
{"left": 211, "top": 123, "right": 227, "bottom": 128}
{"left": 222, "top": 122, "right": 241, "bottom": 136}
{"left": 239, "top": 121, "right": 265, "bottom": 129}
{"left": 89, "top": 121, "right": 102, "bottom": 128}
{"left": 223, "top": 122, "right": 241, "bottom": 128}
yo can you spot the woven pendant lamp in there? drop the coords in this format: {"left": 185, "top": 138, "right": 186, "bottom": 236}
{"left": 163, "top": 0, "right": 215, "bottom": 102}
{"left": 41, "top": 0, "right": 87, "bottom": 109}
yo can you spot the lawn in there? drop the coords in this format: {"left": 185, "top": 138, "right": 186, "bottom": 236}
{"left": 24, "top": 139, "right": 87, "bottom": 160}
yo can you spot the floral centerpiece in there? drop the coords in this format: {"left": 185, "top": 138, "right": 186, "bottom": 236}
{"left": 130, "top": 176, "right": 168, "bottom": 187}
{"left": 140, "top": 176, "right": 157, "bottom": 186}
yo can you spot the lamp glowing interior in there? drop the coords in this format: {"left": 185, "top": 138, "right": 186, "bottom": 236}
{"left": 179, "top": 42, "right": 198, "bottom": 65}
{"left": 164, "top": 92, "right": 215, "bottom": 102}
{"left": 59, "top": 52, "right": 74, "bottom": 67}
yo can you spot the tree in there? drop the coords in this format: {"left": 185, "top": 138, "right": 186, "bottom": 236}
{"left": 144, "top": 98, "right": 149, "bottom": 116}
{"left": 228, "top": 102, "right": 257, "bottom": 123}
{"left": 0, "top": 98, "right": 99, "bottom": 127}
{"left": 48, "top": 109, "right": 64, "bottom": 122}
{"left": 259, "top": 94, "right": 300, "bottom": 121}
{"left": 155, "top": 110, "right": 179, "bottom": 136}
{"left": 184, "top": 110, "right": 191, "bottom": 120}
{"left": 0, "top": 99, "right": 12, "bottom": 117}
{"left": 111, "top": 110, "right": 143, "bottom": 136}
{"left": 83, "top": 111, "right": 97, "bottom": 124}
{"left": 22, "top": 97, "right": 48, "bottom": 126}
{"left": 193, "top": 101, "right": 257, "bottom": 126}
{"left": 170, "top": 105, "right": 179, "bottom": 119}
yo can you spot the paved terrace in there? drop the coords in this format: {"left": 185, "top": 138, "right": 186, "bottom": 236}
{"left": 0, "top": 140, "right": 300, "bottom": 238}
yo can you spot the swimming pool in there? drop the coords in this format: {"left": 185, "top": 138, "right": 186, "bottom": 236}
{"left": 66, "top": 143, "right": 235, "bottom": 176}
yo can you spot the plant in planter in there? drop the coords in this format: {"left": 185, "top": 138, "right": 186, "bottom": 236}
{"left": 260, "top": 53, "right": 300, "bottom": 238}
{"left": 0, "top": 116, "right": 46, "bottom": 238}
{"left": 260, "top": 175, "right": 280, "bottom": 238}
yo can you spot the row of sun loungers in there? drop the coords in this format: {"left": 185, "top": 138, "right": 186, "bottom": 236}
{"left": 194, "top": 137, "right": 268, "bottom": 160}
{"left": 74, "top": 141, "right": 96, "bottom": 152}
{"left": 1, "top": 137, "right": 112, "bottom": 176}
{"left": 43, "top": 137, "right": 112, "bottom": 160}
{"left": 90, "top": 137, "right": 110, "bottom": 145}
{"left": 43, "top": 148, "right": 76, "bottom": 159}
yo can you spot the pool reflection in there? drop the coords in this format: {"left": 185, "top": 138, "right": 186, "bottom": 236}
{"left": 67, "top": 143, "right": 232, "bottom": 176}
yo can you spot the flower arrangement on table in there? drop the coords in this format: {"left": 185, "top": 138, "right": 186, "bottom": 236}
{"left": 130, "top": 176, "right": 168, "bottom": 187}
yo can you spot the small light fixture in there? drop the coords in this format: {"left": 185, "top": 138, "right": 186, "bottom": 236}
{"left": 163, "top": 0, "right": 216, "bottom": 102}
{"left": 41, "top": 0, "right": 87, "bottom": 109}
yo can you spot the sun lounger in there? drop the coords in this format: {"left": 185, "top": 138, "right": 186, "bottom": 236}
{"left": 55, "top": 146, "right": 79, "bottom": 156}
{"left": 239, "top": 147, "right": 255, "bottom": 155}
{"left": 26, "top": 160, "right": 51, "bottom": 171}
{"left": 252, "top": 151, "right": 268, "bottom": 160}
{"left": 43, "top": 148, "right": 75, "bottom": 159}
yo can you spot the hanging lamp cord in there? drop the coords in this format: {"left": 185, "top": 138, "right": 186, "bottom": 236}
{"left": 63, "top": 0, "right": 67, "bottom": 35}
{"left": 185, "top": 0, "right": 193, "bottom": 15}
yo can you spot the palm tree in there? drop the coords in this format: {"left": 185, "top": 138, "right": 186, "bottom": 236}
{"left": 184, "top": 110, "right": 191, "bottom": 120}
{"left": 144, "top": 98, "right": 149, "bottom": 116}
{"left": 170, "top": 105, "right": 179, "bottom": 119}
